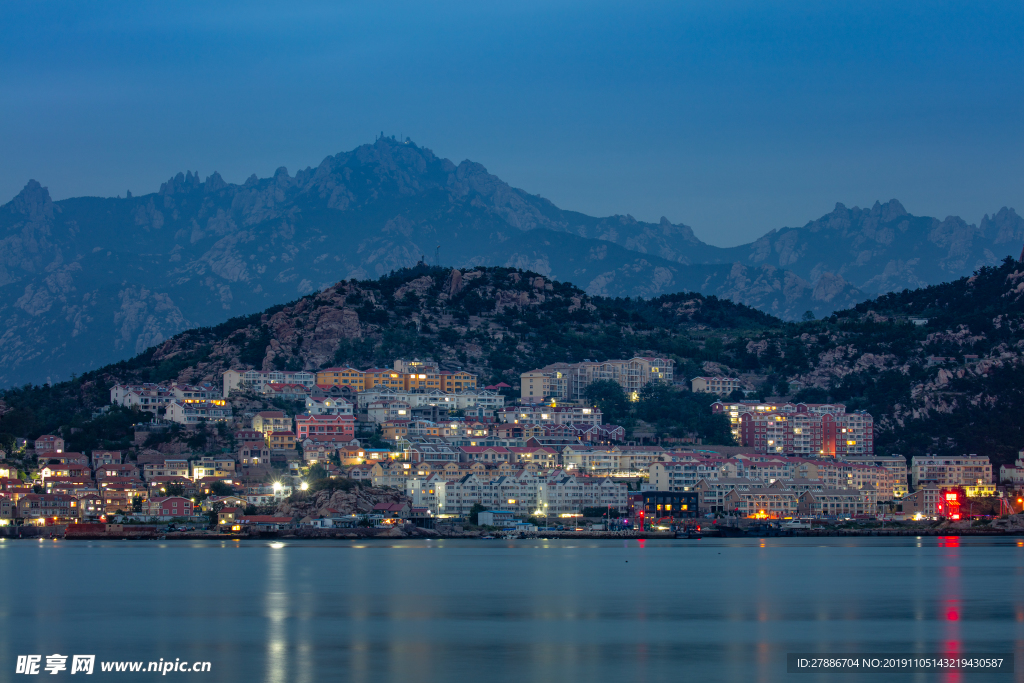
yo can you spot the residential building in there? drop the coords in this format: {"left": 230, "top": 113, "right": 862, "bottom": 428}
{"left": 142, "top": 460, "right": 190, "bottom": 480}
{"left": 33, "top": 435, "right": 65, "bottom": 454}
{"left": 16, "top": 493, "right": 81, "bottom": 524}
{"left": 95, "top": 463, "right": 140, "bottom": 481}
{"left": 238, "top": 441, "right": 271, "bottom": 467}
{"left": 252, "top": 411, "right": 292, "bottom": 437}
{"left": 261, "top": 383, "right": 310, "bottom": 401}
{"left": 641, "top": 491, "right": 700, "bottom": 520}
{"left": 165, "top": 400, "right": 232, "bottom": 425}
{"left": 90, "top": 450, "right": 124, "bottom": 467}
{"left": 722, "top": 487, "right": 799, "bottom": 518}
{"left": 267, "top": 432, "right": 296, "bottom": 451}
{"left": 315, "top": 367, "right": 366, "bottom": 391}
{"left": 797, "top": 489, "right": 870, "bottom": 517}
{"left": 497, "top": 405, "right": 602, "bottom": 426}
{"left": 910, "top": 455, "right": 993, "bottom": 489}
{"left": 844, "top": 455, "right": 909, "bottom": 498}
{"left": 222, "top": 369, "right": 316, "bottom": 397}
{"left": 440, "top": 370, "right": 477, "bottom": 393}
{"left": 192, "top": 457, "right": 236, "bottom": 480}
{"left": 691, "top": 376, "right": 742, "bottom": 394}
{"left": 902, "top": 484, "right": 943, "bottom": 517}
{"left": 109, "top": 384, "right": 174, "bottom": 413}
{"left": 294, "top": 414, "right": 355, "bottom": 443}
{"left": 367, "top": 400, "right": 412, "bottom": 423}
{"left": 1000, "top": 452, "right": 1024, "bottom": 486}
{"left": 723, "top": 401, "right": 874, "bottom": 456}
{"left": 520, "top": 357, "right": 674, "bottom": 401}
{"left": 143, "top": 496, "right": 194, "bottom": 519}
{"left": 305, "top": 396, "right": 353, "bottom": 416}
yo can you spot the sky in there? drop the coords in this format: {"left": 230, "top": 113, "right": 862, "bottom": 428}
{"left": 2, "top": 1, "right": 1022, "bottom": 247}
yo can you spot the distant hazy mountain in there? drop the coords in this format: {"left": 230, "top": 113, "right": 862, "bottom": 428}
{"left": 1, "top": 136, "right": 1020, "bottom": 387}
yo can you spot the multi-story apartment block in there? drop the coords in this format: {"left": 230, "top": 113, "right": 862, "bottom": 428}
{"left": 357, "top": 389, "right": 504, "bottom": 415}
{"left": 16, "top": 493, "right": 81, "bottom": 524}
{"left": 440, "top": 370, "right": 477, "bottom": 392}
{"left": 222, "top": 370, "right": 316, "bottom": 397}
{"left": 497, "top": 405, "right": 602, "bottom": 426}
{"left": 316, "top": 361, "right": 477, "bottom": 394}
{"left": 295, "top": 414, "right": 356, "bottom": 443}
{"left": 691, "top": 376, "right": 742, "bottom": 394}
{"left": 171, "top": 383, "right": 221, "bottom": 402}
{"left": 109, "top": 384, "right": 175, "bottom": 413}
{"left": 142, "top": 460, "right": 190, "bottom": 480}
{"left": 165, "top": 400, "right": 232, "bottom": 425}
{"left": 520, "top": 357, "right": 674, "bottom": 402}
{"left": 315, "top": 367, "right": 367, "bottom": 391}
{"left": 367, "top": 400, "right": 411, "bottom": 423}
{"left": 910, "top": 455, "right": 992, "bottom": 490}
{"left": 843, "top": 455, "right": 909, "bottom": 498}
{"left": 718, "top": 401, "right": 874, "bottom": 456}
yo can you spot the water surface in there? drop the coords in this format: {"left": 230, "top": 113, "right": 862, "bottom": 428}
{"left": 0, "top": 536, "right": 1020, "bottom": 682}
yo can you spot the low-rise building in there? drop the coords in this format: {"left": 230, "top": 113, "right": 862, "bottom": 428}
{"left": 143, "top": 496, "right": 194, "bottom": 519}
{"left": 165, "top": 400, "right": 232, "bottom": 425}
{"left": 797, "top": 489, "right": 869, "bottom": 517}
{"left": 252, "top": 411, "right": 292, "bottom": 437}
{"left": 16, "top": 493, "right": 81, "bottom": 524}
{"left": 691, "top": 376, "right": 742, "bottom": 394}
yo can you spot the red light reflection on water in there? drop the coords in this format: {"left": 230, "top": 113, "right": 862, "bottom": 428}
{"left": 938, "top": 536, "right": 960, "bottom": 548}
{"left": 637, "top": 539, "right": 645, "bottom": 549}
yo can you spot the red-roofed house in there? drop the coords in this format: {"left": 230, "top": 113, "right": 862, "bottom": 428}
{"left": 143, "top": 496, "right": 194, "bottom": 519}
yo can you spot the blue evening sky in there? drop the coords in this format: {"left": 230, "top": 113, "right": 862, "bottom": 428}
{"left": 2, "top": 1, "right": 1021, "bottom": 246}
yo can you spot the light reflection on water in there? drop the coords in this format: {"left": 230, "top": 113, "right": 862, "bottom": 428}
{"left": 0, "top": 537, "right": 1021, "bottom": 683}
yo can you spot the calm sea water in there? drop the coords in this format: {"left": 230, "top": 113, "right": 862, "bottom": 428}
{"left": 0, "top": 536, "right": 1021, "bottom": 682}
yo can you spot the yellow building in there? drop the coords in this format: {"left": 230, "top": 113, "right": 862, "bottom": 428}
{"left": 315, "top": 367, "right": 365, "bottom": 390}
{"left": 441, "top": 370, "right": 477, "bottom": 392}
{"left": 364, "top": 368, "right": 406, "bottom": 391}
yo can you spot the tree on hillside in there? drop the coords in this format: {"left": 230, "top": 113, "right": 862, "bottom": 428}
{"left": 584, "top": 380, "right": 629, "bottom": 425}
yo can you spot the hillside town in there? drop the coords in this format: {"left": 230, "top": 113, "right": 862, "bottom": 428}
{"left": 0, "top": 356, "right": 1019, "bottom": 536}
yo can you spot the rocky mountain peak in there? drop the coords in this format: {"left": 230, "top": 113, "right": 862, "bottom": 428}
{"left": 9, "top": 180, "right": 54, "bottom": 221}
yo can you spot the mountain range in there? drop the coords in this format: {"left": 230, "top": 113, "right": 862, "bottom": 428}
{"left": 2, "top": 135, "right": 1022, "bottom": 387}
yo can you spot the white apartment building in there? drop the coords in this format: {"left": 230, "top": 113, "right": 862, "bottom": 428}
{"left": 367, "top": 400, "right": 411, "bottom": 423}
{"left": 497, "top": 405, "right": 603, "bottom": 426}
{"left": 691, "top": 376, "right": 742, "bottom": 394}
{"left": 110, "top": 383, "right": 174, "bottom": 413}
{"left": 305, "top": 396, "right": 354, "bottom": 416}
{"left": 165, "top": 400, "right": 233, "bottom": 425}
{"left": 520, "top": 357, "right": 674, "bottom": 402}
{"left": 910, "top": 455, "right": 992, "bottom": 489}
{"left": 436, "top": 471, "right": 627, "bottom": 518}
{"left": 1000, "top": 452, "right": 1024, "bottom": 486}
{"left": 222, "top": 369, "right": 316, "bottom": 397}
{"left": 356, "top": 389, "right": 505, "bottom": 415}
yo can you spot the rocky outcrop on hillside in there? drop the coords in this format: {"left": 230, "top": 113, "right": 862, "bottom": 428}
{"left": 277, "top": 485, "right": 410, "bottom": 521}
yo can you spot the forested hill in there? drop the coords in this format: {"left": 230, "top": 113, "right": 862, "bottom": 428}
{"left": 3, "top": 260, "right": 1024, "bottom": 468}
{"left": 0, "top": 265, "right": 775, "bottom": 448}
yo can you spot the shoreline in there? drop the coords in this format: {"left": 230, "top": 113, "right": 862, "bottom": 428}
{"left": 6, "top": 527, "right": 1022, "bottom": 541}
